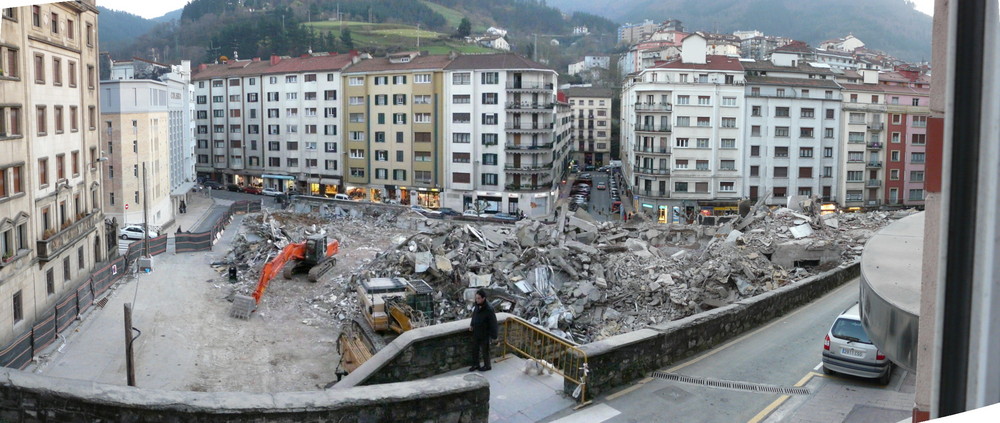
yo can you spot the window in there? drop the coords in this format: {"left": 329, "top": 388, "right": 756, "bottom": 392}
{"left": 720, "top": 138, "right": 736, "bottom": 149}
{"left": 482, "top": 93, "right": 498, "bottom": 104}
{"left": 911, "top": 171, "right": 925, "bottom": 182}
{"left": 415, "top": 151, "right": 432, "bottom": 162}
{"left": 911, "top": 152, "right": 926, "bottom": 163}
{"left": 674, "top": 160, "right": 688, "bottom": 169}
{"left": 324, "top": 124, "right": 337, "bottom": 135}
{"left": 751, "top": 125, "right": 761, "bottom": 136}
{"left": 38, "top": 157, "right": 48, "bottom": 186}
{"left": 481, "top": 173, "right": 498, "bottom": 186}
{"left": 720, "top": 160, "right": 736, "bottom": 171}
{"left": 799, "top": 127, "right": 814, "bottom": 138}
{"left": 286, "top": 141, "right": 298, "bottom": 151}
{"left": 823, "top": 167, "right": 833, "bottom": 178}
{"left": 349, "top": 77, "right": 363, "bottom": 86}
{"left": 304, "top": 92, "right": 316, "bottom": 101}
{"left": 696, "top": 138, "right": 709, "bottom": 148}
{"left": 286, "top": 93, "right": 297, "bottom": 100}
{"left": 453, "top": 133, "right": 470, "bottom": 144}
{"left": 798, "top": 167, "right": 813, "bottom": 178}
{"left": 847, "top": 171, "right": 863, "bottom": 181}
{"left": 36, "top": 106, "right": 46, "bottom": 135}
{"left": 848, "top": 151, "right": 864, "bottom": 162}
{"left": 674, "top": 182, "right": 688, "bottom": 192}
{"left": 721, "top": 117, "right": 736, "bottom": 128}
{"left": 349, "top": 149, "right": 365, "bottom": 159}
{"left": 775, "top": 147, "right": 789, "bottom": 157}
{"left": 774, "top": 166, "right": 788, "bottom": 177}
{"left": 397, "top": 151, "right": 404, "bottom": 161}
{"left": 676, "top": 95, "right": 690, "bottom": 105}
{"left": 775, "top": 107, "right": 789, "bottom": 117}
{"left": 720, "top": 182, "right": 735, "bottom": 192}
{"left": 374, "top": 168, "right": 388, "bottom": 179}
{"left": 676, "top": 116, "right": 690, "bottom": 127}
{"left": 304, "top": 73, "right": 316, "bottom": 82}
{"left": 848, "top": 132, "right": 865, "bottom": 143}
{"left": 891, "top": 150, "right": 901, "bottom": 161}
{"left": 349, "top": 113, "right": 365, "bottom": 123}
{"left": 86, "top": 22, "right": 94, "bottom": 46}
{"left": 826, "top": 109, "right": 835, "bottom": 119}
{"left": 750, "top": 166, "right": 759, "bottom": 177}
{"left": 696, "top": 117, "right": 711, "bottom": 127}
{"left": 453, "top": 172, "right": 471, "bottom": 183}
{"left": 912, "top": 133, "right": 926, "bottom": 145}
{"left": 482, "top": 113, "right": 498, "bottom": 125}
{"left": 393, "top": 94, "right": 407, "bottom": 105}
{"left": 675, "top": 138, "right": 689, "bottom": 148}
{"left": 801, "top": 108, "right": 814, "bottom": 118}
{"left": 267, "top": 92, "right": 279, "bottom": 101}
{"left": 393, "top": 75, "right": 407, "bottom": 85}
{"left": 751, "top": 106, "right": 761, "bottom": 116}
{"left": 482, "top": 153, "right": 498, "bottom": 165}
{"left": 324, "top": 107, "right": 337, "bottom": 118}
{"left": 697, "top": 96, "right": 711, "bottom": 105}
{"left": 452, "top": 152, "right": 471, "bottom": 163}
{"left": 53, "top": 106, "right": 63, "bottom": 133}
{"left": 393, "top": 113, "right": 407, "bottom": 124}
{"left": 324, "top": 90, "right": 337, "bottom": 101}
{"left": 414, "top": 113, "right": 431, "bottom": 123}
{"left": 286, "top": 158, "right": 299, "bottom": 167}
{"left": 912, "top": 98, "right": 921, "bottom": 106}
{"left": 71, "top": 151, "right": 79, "bottom": 175}
{"left": 824, "top": 147, "right": 833, "bottom": 158}
{"left": 800, "top": 147, "right": 813, "bottom": 158}
{"left": 414, "top": 132, "right": 431, "bottom": 143}
{"left": 375, "top": 150, "right": 388, "bottom": 162}
{"left": 453, "top": 73, "right": 471, "bottom": 85}
{"left": 750, "top": 145, "right": 760, "bottom": 157}
{"left": 13, "top": 290, "right": 22, "bottom": 323}
{"left": 452, "top": 113, "right": 470, "bottom": 124}
{"left": 481, "top": 72, "right": 499, "bottom": 84}
{"left": 268, "top": 141, "right": 280, "bottom": 151}
{"left": 52, "top": 57, "right": 61, "bottom": 85}
{"left": 909, "top": 189, "right": 924, "bottom": 201}
{"left": 213, "top": 95, "right": 224, "bottom": 103}
{"left": 824, "top": 128, "right": 834, "bottom": 138}
{"left": 414, "top": 95, "right": 431, "bottom": 104}
{"left": 350, "top": 131, "right": 365, "bottom": 141}
{"left": 396, "top": 132, "right": 404, "bottom": 144}
{"left": 373, "top": 95, "right": 387, "bottom": 106}
{"left": 325, "top": 142, "right": 338, "bottom": 152}
{"left": 695, "top": 160, "right": 709, "bottom": 170}
{"left": 394, "top": 169, "right": 408, "bottom": 181}
{"left": 34, "top": 54, "right": 44, "bottom": 84}
{"left": 415, "top": 74, "right": 431, "bottom": 84}
{"left": 722, "top": 97, "right": 736, "bottom": 106}
{"left": 325, "top": 160, "right": 338, "bottom": 170}
{"left": 50, "top": 12, "right": 58, "bottom": 34}
{"left": 774, "top": 126, "right": 789, "bottom": 137}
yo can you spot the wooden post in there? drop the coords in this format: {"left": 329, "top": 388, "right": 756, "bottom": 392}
{"left": 124, "top": 303, "right": 136, "bottom": 387}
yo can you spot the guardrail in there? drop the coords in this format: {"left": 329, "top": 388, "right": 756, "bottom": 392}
{"left": 502, "top": 317, "right": 589, "bottom": 404}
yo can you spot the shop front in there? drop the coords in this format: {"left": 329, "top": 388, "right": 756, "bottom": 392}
{"left": 307, "top": 177, "right": 341, "bottom": 197}
{"left": 263, "top": 174, "right": 297, "bottom": 192}
{"left": 345, "top": 186, "right": 367, "bottom": 200}
{"left": 415, "top": 188, "right": 442, "bottom": 208}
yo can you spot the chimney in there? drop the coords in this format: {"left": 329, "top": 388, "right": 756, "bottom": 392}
{"left": 198, "top": 63, "right": 207, "bottom": 71}
{"left": 252, "top": 57, "right": 261, "bottom": 62}
{"left": 270, "top": 55, "right": 281, "bottom": 65}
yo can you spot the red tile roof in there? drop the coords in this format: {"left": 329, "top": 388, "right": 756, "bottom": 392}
{"left": 265, "top": 53, "right": 355, "bottom": 75}
{"left": 192, "top": 53, "right": 356, "bottom": 80}
{"left": 343, "top": 54, "right": 454, "bottom": 73}
{"left": 192, "top": 60, "right": 272, "bottom": 81}
{"left": 653, "top": 55, "right": 744, "bottom": 71}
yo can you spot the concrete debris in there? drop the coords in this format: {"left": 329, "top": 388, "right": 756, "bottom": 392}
{"left": 217, "top": 200, "right": 912, "bottom": 347}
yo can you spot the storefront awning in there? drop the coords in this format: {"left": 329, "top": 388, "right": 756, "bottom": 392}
{"left": 170, "top": 181, "right": 197, "bottom": 196}
{"left": 262, "top": 174, "right": 296, "bottom": 181}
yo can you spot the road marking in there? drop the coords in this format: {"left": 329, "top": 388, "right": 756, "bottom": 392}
{"left": 747, "top": 372, "right": 823, "bottom": 423}
{"left": 549, "top": 403, "right": 621, "bottom": 423}
{"left": 813, "top": 362, "right": 822, "bottom": 371}
{"left": 667, "top": 279, "right": 857, "bottom": 373}
{"left": 605, "top": 377, "right": 653, "bottom": 400}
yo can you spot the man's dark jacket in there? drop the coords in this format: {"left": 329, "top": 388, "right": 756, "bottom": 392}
{"left": 470, "top": 300, "right": 499, "bottom": 341}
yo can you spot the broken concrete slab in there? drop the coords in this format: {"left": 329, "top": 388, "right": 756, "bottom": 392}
{"left": 789, "top": 224, "right": 814, "bottom": 239}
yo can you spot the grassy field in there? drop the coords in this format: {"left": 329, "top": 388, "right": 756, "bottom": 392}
{"left": 306, "top": 20, "right": 499, "bottom": 54}
{"left": 419, "top": 0, "right": 463, "bottom": 30}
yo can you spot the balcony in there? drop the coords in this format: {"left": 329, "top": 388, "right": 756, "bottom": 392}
{"left": 634, "top": 124, "right": 672, "bottom": 133}
{"left": 504, "top": 164, "right": 554, "bottom": 172}
{"left": 866, "top": 179, "right": 881, "bottom": 187}
{"left": 506, "top": 82, "right": 554, "bottom": 91}
{"left": 633, "top": 145, "right": 671, "bottom": 155}
{"left": 635, "top": 190, "right": 669, "bottom": 198}
{"left": 37, "top": 210, "right": 102, "bottom": 262}
{"left": 865, "top": 199, "right": 882, "bottom": 207}
{"left": 633, "top": 166, "right": 670, "bottom": 176}
{"left": 867, "top": 142, "right": 883, "bottom": 150}
{"left": 505, "top": 122, "right": 554, "bottom": 133}
{"left": 505, "top": 142, "right": 554, "bottom": 151}
{"left": 635, "top": 102, "right": 673, "bottom": 112}
{"left": 868, "top": 122, "right": 884, "bottom": 131}
{"left": 505, "top": 183, "right": 552, "bottom": 192}
{"left": 866, "top": 161, "right": 883, "bottom": 168}
{"left": 506, "top": 102, "right": 554, "bottom": 111}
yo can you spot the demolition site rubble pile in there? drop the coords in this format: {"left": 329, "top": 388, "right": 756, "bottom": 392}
{"left": 216, "top": 201, "right": 913, "bottom": 344}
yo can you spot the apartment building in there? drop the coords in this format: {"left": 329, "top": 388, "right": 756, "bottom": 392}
{"left": 0, "top": 2, "right": 108, "bottom": 347}
{"left": 441, "top": 53, "right": 569, "bottom": 217}
{"left": 742, "top": 53, "right": 843, "bottom": 205}
{"left": 880, "top": 68, "right": 930, "bottom": 208}
{"left": 564, "top": 87, "right": 614, "bottom": 169}
{"left": 192, "top": 53, "right": 355, "bottom": 196}
{"left": 621, "top": 34, "right": 746, "bottom": 222}
{"left": 837, "top": 70, "right": 887, "bottom": 209}
{"left": 99, "top": 80, "right": 172, "bottom": 228}
{"left": 341, "top": 52, "right": 450, "bottom": 206}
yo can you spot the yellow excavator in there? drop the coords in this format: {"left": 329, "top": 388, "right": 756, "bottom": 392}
{"left": 336, "top": 277, "right": 435, "bottom": 376}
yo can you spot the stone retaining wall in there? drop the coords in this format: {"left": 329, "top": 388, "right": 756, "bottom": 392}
{"left": 0, "top": 369, "right": 488, "bottom": 422}
{"left": 571, "top": 262, "right": 861, "bottom": 398}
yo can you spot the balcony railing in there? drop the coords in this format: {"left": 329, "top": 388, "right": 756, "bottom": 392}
{"left": 506, "top": 82, "right": 554, "bottom": 90}
{"left": 505, "top": 122, "right": 554, "bottom": 132}
{"left": 37, "top": 210, "right": 101, "bottom": 262}
{"left": 868, "top": 122, "right": 884, "bottom": 131}
{"left": 505, "top": 183, "right": 552, "bottom": 192}
{"left": 636, "top": 190, "right": 669, "bottom": 198}
{"left": 504, "top": 164, "right": 554, "bottom": 172}
{"left": 505, "top": 142, "right": 554, "bottom": 150}
{"left": 867, "top": 142, "right": 883, "bottom": 150}
{"left": 866, "top": 179, "right": 881, "bottom": 187}
{"left": 866, "top": 161, "right": 883, "bottom": 168}
{"left": 633, "top": 166, "right": 670, "bottom": 176}
{"left": 633, "top": 145, "right": 671, "bottom": 155}
{"left": 865, "top": 199, "right": 882, "bottom": 207}
{"left": 506, "top": 102, "right": 554, "bottom": 110}
{"left": 635, "top": 102, "right": 673, "bottom": 112}
{"left": 634, "top": 124, "right": 672, "bottom": 133}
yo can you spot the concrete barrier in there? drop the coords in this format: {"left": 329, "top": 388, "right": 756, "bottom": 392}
{"left": 571, "top": 262, "right": 861, "bottom": 398}
{"left": 0, "top": 368, "right": 489, "bottom": 422}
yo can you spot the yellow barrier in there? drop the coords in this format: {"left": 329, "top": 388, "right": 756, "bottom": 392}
{"left": 501, "top": 317, "right": 590, "bottom": 404}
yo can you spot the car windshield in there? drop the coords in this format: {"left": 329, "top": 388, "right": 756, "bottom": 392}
{"left": 831, "top": 318, "right": 873, "bottom": 344}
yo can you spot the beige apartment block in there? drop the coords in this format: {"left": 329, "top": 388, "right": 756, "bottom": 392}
{"left": 99, "top": 79, "right": 172, "bottom": 229}
{"left": 564, "top": 87, "right": 614, "bottom": 169}
{"left": 0, "top": 1, "right": 109, "bottom": 348}
{"left": 342, "top": 52, "right": 449, "bottom": 206}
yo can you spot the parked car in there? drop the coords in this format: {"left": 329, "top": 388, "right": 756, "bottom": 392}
{"left": 410, "top": 205, "right": 441, "bottom": 215}
{"left": 202, "top": 181, "right": 223, "bottom": 190}
{"left": 225, "top": 184, "right": 242, "bottom": 192}
{"left": 821, "top": 303, "right": 892, "bottom": 384}
{"left": 579, "top": 173, "right": 592, "bottom": 180}
{"left": 119, "top": 225, "right": 158, "bottom": 240}
{"left": 492, "top": 212, "right": 519, "bottom": 221}
{"left": 261, "top": 188, "right": 281, "bottom": 196}
{"left": 462, "top": 210, "right": 486, "bottom": 218}
{"left": 243, "top": 186, "right": 262, "bottom": 195}
{"left": 437, "top": 207, "right": 461, "bottom": 216}
{"left": 333, "top": 193, "right": 350, "bottom": 200}
{"left": 596, "top": 183, "right": 607, "bottom": 190}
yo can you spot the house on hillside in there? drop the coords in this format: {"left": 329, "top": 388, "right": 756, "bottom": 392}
{"left": 819, "top": 34, "right": 865, "bottom": 52}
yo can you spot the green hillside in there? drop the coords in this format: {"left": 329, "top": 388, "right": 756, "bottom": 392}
{"left": 305, "top": 21, "right": 494, "bottom": 54}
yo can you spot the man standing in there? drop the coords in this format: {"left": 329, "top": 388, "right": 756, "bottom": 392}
{"left": 469, "top": 289, "right": 499, "bottom": 371}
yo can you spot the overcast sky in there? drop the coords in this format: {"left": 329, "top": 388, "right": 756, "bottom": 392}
{"left": 78, "top": 0, "right": 939, "bottom": 21}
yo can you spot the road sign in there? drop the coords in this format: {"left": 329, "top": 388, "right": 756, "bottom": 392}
{"left": 125, "top": 203, "right": 129, "bottom": 210}
{"left": 633, "top": 195, "right": 639, "bottom": 200}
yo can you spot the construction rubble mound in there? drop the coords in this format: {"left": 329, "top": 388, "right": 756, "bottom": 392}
{"left": 218, "top": 201, "right": 915, "bottom": 344}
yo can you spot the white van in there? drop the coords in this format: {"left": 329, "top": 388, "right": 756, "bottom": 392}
{"left": 334, "top": 193, "right": 350, "bottom": 200}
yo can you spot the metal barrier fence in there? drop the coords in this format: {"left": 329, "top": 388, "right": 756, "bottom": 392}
{"left": 501, "top": 317, "right": 589, "bottom": 404}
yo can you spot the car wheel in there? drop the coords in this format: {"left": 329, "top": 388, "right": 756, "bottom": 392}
{"left": 821, "top": 365, "right": 834, "bottom": 375}
{"left": 120, "top": 234, "right": 129, "bottom": 240}
{"left": 878, "top": 364, "right": 892, "bottom": 385}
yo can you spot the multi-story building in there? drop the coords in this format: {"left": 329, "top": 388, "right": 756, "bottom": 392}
{"left": 617, "top": 19, "right": 659, "bottom": 44}
{"left": 564, "top": 87, "right": 614, "bottom": 169}
{"left": 879, "top": 67, "right": 930, "bottom": 208}
{"left": 621, "top": 34, "right": 746, "bottom": 222}
{"left": 742, "top": 52, "right": 843, "bottom": 205}
{"left": 837, "top": 70, "right": 886, "bottom": 209}
{"left": 192, "top": 53, "right": 355, "bottom": 196}
{"left": 441, "top": 53, "right": 570, "bottom": 217}
{"left": 0, "top": 2, "right": 108, "bottom": 347}
{"left": 99, "top": 79, "right": 172, "bottom": 228}
{"left": 341, "top": 52, "right": 450, "bottom": 206}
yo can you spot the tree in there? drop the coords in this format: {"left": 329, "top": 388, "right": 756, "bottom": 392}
{"left": 340, "top": 28, "right": 354, "bottom": 49}
{"left": 457, "top": 17, "right": 471, "bottom": 38}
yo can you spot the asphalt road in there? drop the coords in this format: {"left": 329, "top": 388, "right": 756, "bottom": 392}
{"left": 573, "top": 171, "right": 620, "bottom": 222}
{"left": 543, "top": 278, "right": 910, "bottom": 423}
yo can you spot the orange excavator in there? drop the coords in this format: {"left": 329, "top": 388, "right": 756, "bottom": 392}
{"left": 230, "top": 234, "right": 339, "bottom": 319}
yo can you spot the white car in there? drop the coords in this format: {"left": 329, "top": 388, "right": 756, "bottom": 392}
{"left": 119, "top": 225, "right": 158, "bottom": 240}
{"left": 463, "top": 210, "right": 486, "bottom": 218}
{"left": 410, "top": 205, "right": 441, "bottom": 215}
{"left": 261, "top": 188, "right": 281, "bottom": 196}
{"left": 822, "top": 303, "right": 892, "bottom": 384}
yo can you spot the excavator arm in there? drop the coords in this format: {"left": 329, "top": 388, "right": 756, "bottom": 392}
{"left": 251, "top": 242, "right": 306, "bottom": 304}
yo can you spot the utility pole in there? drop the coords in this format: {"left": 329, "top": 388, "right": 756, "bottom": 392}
{"left": 124, "top": 303, "right": 136, "bottom": 387}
